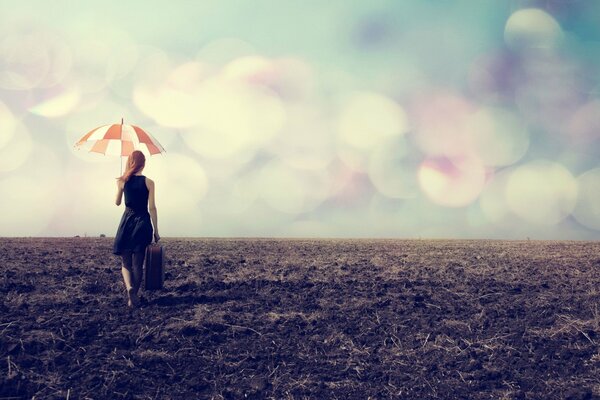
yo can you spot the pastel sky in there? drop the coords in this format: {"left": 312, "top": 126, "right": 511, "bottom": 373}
{"left": 0, "top": 0, "right": 599, "bottom": 239}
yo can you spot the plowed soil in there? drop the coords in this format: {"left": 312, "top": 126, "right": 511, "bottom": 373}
{"left": 1, "top": 238, "right": 599, "bottom": 399}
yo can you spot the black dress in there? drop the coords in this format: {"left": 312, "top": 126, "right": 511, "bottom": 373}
{"left": 113, "top": 175, "right": 153, "bottom": 255}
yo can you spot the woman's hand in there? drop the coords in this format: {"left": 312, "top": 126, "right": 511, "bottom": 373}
{"left": 154, "top": 232, "right": 161, "bottom": 243}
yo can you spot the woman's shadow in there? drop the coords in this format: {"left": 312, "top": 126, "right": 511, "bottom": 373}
{"left": 146, "top": 293, "right": 233, "bottom": 307}
{"left": 143, "top": 280, "right": 246, "bottom": 307}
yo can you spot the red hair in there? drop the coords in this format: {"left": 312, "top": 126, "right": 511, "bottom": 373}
{"left": 119, "top": 150, "right": 146, "bottom": 182}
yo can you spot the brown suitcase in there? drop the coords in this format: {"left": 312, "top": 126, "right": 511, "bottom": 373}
{"left": 145, "top": 243, "right": 165, "bottom": 290}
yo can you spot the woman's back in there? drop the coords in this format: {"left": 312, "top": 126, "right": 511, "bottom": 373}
{"left": 124, "top": 175, "right": 149, "bottom": 212}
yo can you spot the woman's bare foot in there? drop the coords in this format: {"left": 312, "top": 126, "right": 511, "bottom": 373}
{"left": 126, "top": 287, "right": 139, "bottom": 308}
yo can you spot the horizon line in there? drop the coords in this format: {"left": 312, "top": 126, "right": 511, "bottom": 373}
{"left": 1, "top": 236, "right": 598, "bottom": 242}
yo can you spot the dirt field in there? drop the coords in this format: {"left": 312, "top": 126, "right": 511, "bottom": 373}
{"left": 1, "top": 238, "right": 599, "bottom": 399}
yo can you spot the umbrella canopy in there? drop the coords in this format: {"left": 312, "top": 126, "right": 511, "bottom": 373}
{"left": 75, "top": 119, "right": 165, "bottom": 157}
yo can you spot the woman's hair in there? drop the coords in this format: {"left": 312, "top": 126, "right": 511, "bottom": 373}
{"left": 118, "top": 150, "right": 146, "bottom": 182}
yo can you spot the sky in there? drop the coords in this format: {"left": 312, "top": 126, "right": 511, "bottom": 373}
{"left": 0, "top": 0, "right": 599, "bottom": 239}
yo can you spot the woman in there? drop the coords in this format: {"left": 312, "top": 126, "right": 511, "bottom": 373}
{"left": 113, "top": 150, "right": 160, "bottom": 307}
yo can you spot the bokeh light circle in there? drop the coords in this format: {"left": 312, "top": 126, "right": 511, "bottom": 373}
{"left": 29, "top": 87, "right": 81, "bottom": 118}
{"left": 0, "top": 31, "right": 50, "bottom": 90}
{"left": 181, "top": 79, "right": 286, "bottom": 158}
{"left": 204, "top": 175, "right": 261, "bottom": 216}
{"left": 506, "top": 160, "right": 577, "bottom": 225}
{"left": 566, "top": 100, "right": 600, "bottom": 144}
{"left": 70, "top": 28, "right": 139, "bottom": 94}
{"left": 38, "top": 33, "right": 73, "bottom": 88}
{"left": 367, "top": 138, "right": 419, "bottom": 199}
{"left": 197, "top": 38, "right": 256, "bottom": 66}
{"left": 256, "top": 160, "right": 330, "bottom": 214}
{"left": 102, "top": 29, "right": 139, "bottom": 81}
{"left": 131, "top": 46, "right": 173, "bottom": 87}
{"left": 418, "top": 157, "right": 487, "bottom": 207}
{"left": 505, "top": 8, "right": 563, "bottom": 50}
{"left": 465, "top": 107, "right": 529, "bottom": 167}
{"left": 0, "top": 177, "right": 52, "bottom": 235}
{"left": 0, "top": 117, "right": 32, "bottom": 173}
{"left": 479, "top": 169, "right": 511, "bottom": 224}
{"left": 572, "top": 168, "right": 600, "bottom": 231}
{"left": 267, "top": 105, "right": 335, "bottom": 171}
{"left": 0, "top": 144, "right": 61, "bottom": 236}
{"left": 0, "top": 101, "right": 17, "bottom": 150}
{"left": 0, "top": 29, "right": 74, "bottom": 90}
{"left": 336, "top": 144, "right": 370, "bottom": 171}
{"left": 467, "top": 51, "right": 516, "bottom": 103}
{"left": 61, "top": 163, "right": 121, "bottom": 236}
{"left": 411, "top": 91, "right": 474, "bottom": 158}
{"left": 221, "top": 55, "right": 276, "bottom": 84}
{"left": 145, "top": 153, "right": 208, "bottom": 236}
{"left": 144, "top": 153, "right": 208, "bottom": 209}
{"left": 337, "top": 91, "right": 408, "bottom": 149}
{"left": 70, "top": 39, "right": 114, "bottom": 93}
{"left": 270, "top": 57, "right": 316, "bottom": 100}
{"left": 133, "top": 61, "right": 209, "bottom": 128}
{"left": 219, "top": 55, "right": 316, "bottom": 101}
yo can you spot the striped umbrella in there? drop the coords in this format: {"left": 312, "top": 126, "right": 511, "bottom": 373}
{"left": 74, "top": 119, "right": 165, "bottom": 173}
{"left": 75, "top": 118, "right": 165, "bottom": 156}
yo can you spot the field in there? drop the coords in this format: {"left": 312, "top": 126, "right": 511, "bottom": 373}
{"left": 1, "top": 238, "right": 599, "bottom": 399}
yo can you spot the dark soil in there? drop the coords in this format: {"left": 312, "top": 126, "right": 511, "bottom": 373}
{"left": 1, "top": 238, "right": 599, "bottom": 399}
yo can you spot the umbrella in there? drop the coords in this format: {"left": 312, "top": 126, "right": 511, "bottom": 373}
{"left": 74, "top": 118, "right": 165, "bottom": 173}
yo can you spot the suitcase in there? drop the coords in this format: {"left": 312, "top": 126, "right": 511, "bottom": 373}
{"left": 145, "top": 243, "right": 165, "bottom": 290}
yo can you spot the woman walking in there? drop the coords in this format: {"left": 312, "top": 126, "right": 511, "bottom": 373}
{"left": 113, "top": 150, "right": 160, "bottom": 307}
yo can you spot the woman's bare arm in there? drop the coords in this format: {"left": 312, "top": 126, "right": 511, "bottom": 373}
{"left": 115, "top": 180, "right": 124, "bottom": 205}
{"left": 146, "top": 178, "right": 160, "bottom": 241}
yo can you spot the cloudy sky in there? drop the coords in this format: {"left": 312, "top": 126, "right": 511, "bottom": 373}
{"left": 0, "top": 0, "right": 599, "bottom": 239}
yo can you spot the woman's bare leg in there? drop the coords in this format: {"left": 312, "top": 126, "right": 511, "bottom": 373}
{"left": 121, "top": 251, "right": 138, "bottom": 307}
{"left": 132, "top": 250, "right": 145, "bottom": 297}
